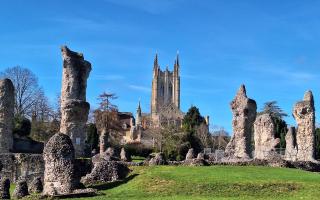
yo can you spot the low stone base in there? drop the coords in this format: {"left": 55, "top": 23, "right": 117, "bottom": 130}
{"left": 42, "top": 188, "right": 97, "bottom": 199}
{"left": 168, "top": 158, "right": 320, "bottom": 172}
{"left": 81, "top": 161, "right": 130, "bottom": 186}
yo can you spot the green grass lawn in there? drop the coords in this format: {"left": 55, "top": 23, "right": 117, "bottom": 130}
{"left": 65, "top": 165, "right": 320, "bottom": 200}
{"left": 131, "top": 156, "right": 146, "bottom": 163}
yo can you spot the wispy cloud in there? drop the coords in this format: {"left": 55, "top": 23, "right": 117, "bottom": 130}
{"left": 91, "top": 74, "right": 125, "bottom": 81}
{"left": 243, "top": 65, "right": 317, "bottom": 82}
{"left": 128, "top": 84, "right": 151, "bottom": 92}
{"left": 103, "top": 0, "right": 183, "bottom": 14}
{"left": 50, "top": 17, "right": 105, "bottom": 30}
{"left": 184, "top": 88, "right": 223, "bottom": 96}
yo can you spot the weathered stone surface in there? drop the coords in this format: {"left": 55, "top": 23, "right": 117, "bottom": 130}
{"left": 13, "top": 180, "right": 29, "bottom": 199}
{"left": 149, "top": 152, "right": 166, "bottom": 166}
{"left": 106, "top": 147, "right": 115, "bottom": 157}
{"left": 293, "top": 90, "right": 316, "bottom": 161}
{"left": 0, "top": 79, "right": 14, "bottom": 153}
{"left": 285, "top": 127, "right": 298, "bottom": 161}
{"left": 197, "top": 153, "right": 204, "bottom": 160}
{"left": 254, "top": 113, "right": 280, "bottom": 160}
{"left": 81, "top": 161, "right": 130, "bottom": 185}
{"left": 0, "top": 178, "right": 10, "bottom": 199}
{"left": 120, "top": 148, "right": 131, "bottom": 162}
{"left": 92, "top": 147, "right": 120, "bottom": 163}
{"left": 0, "top": 153, "right": 44, "bottom": 184}
{"left": 185, "top": 148, "right": 195, "bottom": 160}
{"left": 60, "top": 46, "right": 91, "bottom": 157}
{"left": 43, "top": 133, "right": 79, "bottom": 196}
{"left": 225, "top": 85, "right": 257, "bottom": 160}
{"left": 60, "top": 46, "right": 91, "bottom": 102}
{"left": 183, "top": 152, "right": 207, "bottom": 166}
{"left": 29, "top": 177, "right": 43, "bottom": 194}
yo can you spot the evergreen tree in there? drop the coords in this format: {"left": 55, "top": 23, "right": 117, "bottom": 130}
{"left": 181, "top": 106, "right": 206, "bottom": 156}
{"left": 260, "top": 101, "right": 288, "bottom": 148}
{"left": 86, "top": 123, "right": 99, "bottom": 152}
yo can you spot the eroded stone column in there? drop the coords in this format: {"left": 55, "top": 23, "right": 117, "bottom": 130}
{"left": 0, "top": 79, "right": 14, "bottom": 153}
{"left": 43, "top": 133, "right": 78, "bottom": 196}
{"left": 60, "top": 46, "right": 91, "bottom": 157}
{"left": 284, "top": 126, "right": 297, "bottom": 161}
{"left": 253, "top": 113, "right": 279, "bottom": 160}
{"left": 293, "top": 90, "right": 315, "bottom": 161}
{"left": 225, "top": 84, "right": 257, "bottom": 160}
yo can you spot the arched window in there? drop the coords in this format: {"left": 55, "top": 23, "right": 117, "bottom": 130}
{"left": 160, "top": 85, "right": 164, "bottom": 96}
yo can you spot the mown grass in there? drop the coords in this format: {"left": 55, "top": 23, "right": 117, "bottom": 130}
{"left": 66, "top": 165, "right": 320, "bottom": 200}
{"left": 131, "top": 156, "right": 146, "bottom": 163}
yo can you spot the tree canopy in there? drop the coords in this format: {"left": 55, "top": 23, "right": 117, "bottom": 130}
{"left": 182, "top": 106, "right": 205, "bottom": 131}
{"left": 260, "top": 101, "right": 288, "bottom": 119}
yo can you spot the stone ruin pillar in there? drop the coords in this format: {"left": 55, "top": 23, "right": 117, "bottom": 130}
{"left": 253, "top": 113, "right": 280, "bottom": 160}
{"left": 60, "top": 46, "right": 91, "bottom": 157}
{"left": 0, "top": 79, "right": 14, "bottom": 153}
{"left": 284, "top": 126, "right": 297, "bottom": 161}
{"left": 292, "top": 90, "right": 315, "bottom": 161}
{"left": 43, "top": 133, "right": 78, "bottom": 196}
{"left": 225, "top": 84, "right": 257, "bottom": 160}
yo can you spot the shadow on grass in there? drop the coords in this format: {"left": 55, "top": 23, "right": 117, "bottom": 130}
{"left": 91, "top": 174, "right": 139, "bottom": 191}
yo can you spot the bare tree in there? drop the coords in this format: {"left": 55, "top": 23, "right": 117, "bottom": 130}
{"left": 196, "top": 123, "right": 211, "bottom": 148}
{"left": 94, "top": 92, "right": 122, "bottom": 153}
{"left": 53, "top": 93, "right": 61, "bottom": 121}
{"left": 211, "top": 126, "right": 229, "bottom": 150}
{"left": 0, "top": 66, "right": 44, "bottom": 117}
{"left": 31, "top": 90, "right": 53, "bottom": 122}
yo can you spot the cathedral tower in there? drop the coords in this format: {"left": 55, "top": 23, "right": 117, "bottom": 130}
{"left": 151, "top": 53, "right": 180, "bottom": 120}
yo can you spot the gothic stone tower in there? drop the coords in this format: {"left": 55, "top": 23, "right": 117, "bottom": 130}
{"left": 151, "top": 53, "right": 180, "bottom": 122}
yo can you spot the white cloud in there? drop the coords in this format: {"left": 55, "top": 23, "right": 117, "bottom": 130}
{"left": 128, "top": 84, "right": 150, "bottom": 92}
{"left": 91, "top": 74, "right": 125, "bottom": 81}
{"left": 243, "top": 65, "right": 317, "bottom": 82}
{"left": 103, "top": 0, "right": 183, "bottom": 14}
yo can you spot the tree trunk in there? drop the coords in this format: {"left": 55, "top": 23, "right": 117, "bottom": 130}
{"left": 99, "top": 129, "right": 108, "bottom": 154}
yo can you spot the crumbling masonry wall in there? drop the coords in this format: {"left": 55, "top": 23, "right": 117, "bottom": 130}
{"left": 292, "top": 90, "right": 316, "bottom": 161}
{"left": 0, "top": 153, "right": 44, "bottom": 184}
{"left": 225, "top": 85, "right": 257, "bottom": 160}
{"left": 254, "top": 113, "right": 279, "bottom": 160}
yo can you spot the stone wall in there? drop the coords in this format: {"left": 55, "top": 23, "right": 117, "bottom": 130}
{"left": 0, "top": 153, "right": 44, "bottom": 184}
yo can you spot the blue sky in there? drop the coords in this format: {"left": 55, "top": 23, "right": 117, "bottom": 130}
{"left": 1, "top": 0, "right": 320, "bottom": 133}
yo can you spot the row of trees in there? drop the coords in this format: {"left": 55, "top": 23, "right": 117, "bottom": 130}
{"left": 0, "top": 66, "right": 60, "bottom": 141}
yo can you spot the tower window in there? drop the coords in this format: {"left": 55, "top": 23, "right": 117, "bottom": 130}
{"left": 160, "top": 85, "right": 164, "bottom": 96}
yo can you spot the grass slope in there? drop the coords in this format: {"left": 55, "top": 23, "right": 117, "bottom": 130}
{"left": 69, "top": 165, "right": 320, "bottom": 200}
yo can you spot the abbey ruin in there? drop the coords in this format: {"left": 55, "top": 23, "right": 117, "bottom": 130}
{"left": 0, "top": 46, "right": 319, "bottom": 199}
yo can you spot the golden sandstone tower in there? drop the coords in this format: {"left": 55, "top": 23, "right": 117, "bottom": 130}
{"left": 151, "top": 53, "right": 181, "bottom": 123}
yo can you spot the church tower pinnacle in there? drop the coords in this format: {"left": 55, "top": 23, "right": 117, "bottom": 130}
{"left": 136, "top": 100, "right": 142, "bottom": 126}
